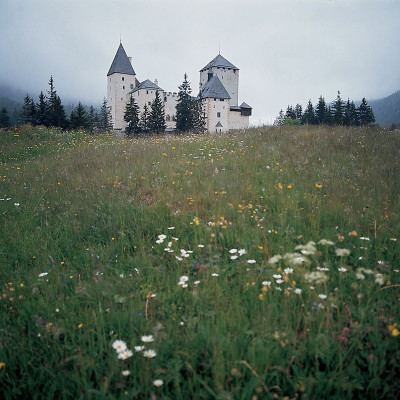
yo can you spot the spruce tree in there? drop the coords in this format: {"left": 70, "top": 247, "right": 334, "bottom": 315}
{"left": 139, "top": 104, "right": 150, "bottom": 132}
{"left": 70, "top": 102, "right": 89, "bottom": 130}
{"left": 19, "top": 94, "right": 36, "bottom": 125}
{"left": 285, "top": 105, "right": 296, "bottom": 120}
{"left": 294, "top": 104, "right": 303, "bottom": 120}
{"left": 302, "top": 100, "right": 315, "bottom": 125}
{"left": 97, "top": 99, "right": 113, "bottom": 132}
{"left": 148, "top": 91, "right": 166, "bottom": 133}
{"left": 36, "top": 91, "right": 48, "bottom": 126}
{"left": 176, "top": 73, "right": 193, "bottom": 132}
{"left": 88, "top": 106, "right": 98, "bottom": 132}
{"left": 124, "top": 94, "right": 140, "bottom": 135}
{"left": 315, "top": 96, "right": 327, "bottom": 125}
{"left": 274, "top": 109, "right": 285, "bottom": 125}
{"left": 358, "top": 98, "right": 375, "bottom": 126}
{"left": 190, "top": 96, "right": 205, "bottom": 133}
{"left": 47, "top": 76, "right": 68, "bottom": 128}
{"left": 331, "top": 91, "right": 344, "bottom": 125}
{"left": 0, "top": 107, "right": 11, "bottom": 128}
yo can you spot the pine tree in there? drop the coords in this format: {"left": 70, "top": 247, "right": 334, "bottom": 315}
{"left": 88, "top": 106, "right": 98, "bottom": 132}
{"left": 285, "top": 105, "right": 296, "bottom": 120}
{"left": 47, "top": 76, "right": 68, "bottom": 128}
{"left": 315, "top": 96, "right": 327, "bottom": 125}
{"left": 190, "top": 95, "right": 205, "bottom": 133}
{"left": 139, "top": 104, "right": 150, "bottom": 132}
{"left": 36, "top": 91, "right": 48, "bottom": 126}
{"left": 331, "top": 91, "right": 344, "bottom": 125}
{"left": 19, "top": 94, "right": 36, "bottom": 125}
{"left": 294, "top": 104, "right": 303, "bottom": 120}
{"left": 358, "top": 98, "right": 375, "bottom": 126}
{"left": 0, "top": 107, "right": 11, "bottom": 128}
{"left": 176, "top": 73, "right": 193, "bottom": 132}
{"left": 302, "top": 100, "right": 315, "bottom": 124}
{"left": 148, "top": 91, "right": 166, "bottom": 133}
{"left": 124, "top": 94, "right": 140, "bottom": 135}
{"left": 274, "top": 109, "right": 285, "bottom": 125}
{"left": 70, "top": 102, "right": 89, "bottom": 130}
{"left": 97, "top": 99, "right": 113, "bottom": 132}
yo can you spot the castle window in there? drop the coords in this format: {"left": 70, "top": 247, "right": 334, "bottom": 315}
{"left": 148, "top": 102, "right": 151, "bottom": 105}
{"left": 166, "top": 115, "right": 170, "bottom": 121}
{"left": 164, "top": 97, "right": 167, "bottom": 102}
{"left": 123, "top": 86, "right": 125, "bottom": 89}
{"left": 214, "top": 98, "right": 217, "bottom": 101}
{"left": 146, "top": 90, "right": 149, "bottom": 94}
{"left": 122, "top": 77, "right": 124, "bottom": 81}
{"left": 220, "top": 99, "right": 224, "bottom": 101}
{"left": 130, "top": 84, "right": 134, "bottom": 89}
{"left": 217, "top": 112, "right": 221, "bottom": 117}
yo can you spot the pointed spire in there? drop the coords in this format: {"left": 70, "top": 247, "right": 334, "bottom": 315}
{"left": 107, "top": 43, "right": 135, "bottom": 76}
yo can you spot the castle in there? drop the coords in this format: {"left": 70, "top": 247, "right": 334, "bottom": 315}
{"left": 107, "top": 43, "right": 252, "bottom": 133}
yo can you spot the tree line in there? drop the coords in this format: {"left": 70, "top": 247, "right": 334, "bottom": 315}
{"left": 124, "top": 73, "right": 204, "bottom": 135}
{"left": 0, "top": 76, "right": 112, "bottom": 131}
{"left": 275, "top": 91, "right": 375, "bottom": 127}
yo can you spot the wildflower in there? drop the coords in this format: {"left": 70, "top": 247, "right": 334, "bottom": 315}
{"left": 273, "top": 274, "right": 282, "bottom": 280}
{"left": 143, "top": 349, "right": 157, "bottom": 358}
{"left": 284, "top": 268, "right": 294, "bottom": 275}
{"left": 229, "top": 249, "right": 238, "bottom": 254}
{"left": 211, "top": 273, "right": 219, "bottom": 277}
{"left": 134, "top": 346, "right": 144, "bottom": 352}
{"left": 78, "top": 323, "right": 83, "bottom": 329}
{"left": 388, "top": 323, "right": 400, "bottom": 337}
{"left": 238, "top": 249, "right": 247, "bottom": 256}
{"left": 259, "top": 294, "right": 264, "bottom": 300}
{"left": 338, "top": 267, "right": 348, "bottom": 272}
{"left": 318, "top": 294, "right": 327, "bottom": 299}
{"left": 38, "top": 272, "right": 48, "bottom": 277}
{"left": 247, "top": 259, "right": 256, "bottom": 264}
{"left": 335, "top": 248, "right": 351, "bottom": 257}
{"left": 230, "top": 255, "right": 238, "bottom": 260}
{"left": 268, "top": 254, "right": 282, "bottom": 265}
{"left": 318, "top": 239, "right": 335, "bottom": 246}
{"left": 14, "top": 202, "right": 20, "bottom": 206}
{"left": 349, "top": 230, "right": 358, "bottom": 237}
{"left": 118, "top": 350, "right": 133, "bottom": 360}
{"left": 179, "top": 276, "right": 189, "bottom": 282}
{"left": 121, "top": 370, "right": 131, "bottom": 376}
{"left": 167, "top": 227, "right": 175, "bottom": 230}
{"left": 262, "top": 281, "right": 272, "bottom": 286}
{"left": 153, "top": 379, "right": 164, "bottom": 387}
{"left": 198, "top": 244, "right": 204, "bottom": 248}
{"left": 141, "top": 335, "right": 154, "bottom": 343}
{"left": 360, "top": 236, "right": 370, "bottom": 241}
{"left": 304, "top": 271, "right": 329, "bottom": 284}
{"left": 0, "top": 362, "right": 5, "bottom": 369}
{"left": 375, "top": 274, "right": 384, "bottom": 285}
{"left": 283, "top": 252, "right": 310, "bottom": 266}
{"left": 315, "top": 183, "right": 323, "bottom": 188}
{"left": 113, "top": 340, "right": 127, "bottom": 353}
{"left": 294, "top": 288, "right": 302, "bottom": 295}
{"left": 194, "top": 280, "right": 200, "bottom": 285}
{"left": 278, "top": 183, "right": 283, "bottom": 190}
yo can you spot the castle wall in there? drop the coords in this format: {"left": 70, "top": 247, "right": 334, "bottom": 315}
{"left": 107, "top": 73, "right": 136, "bottom": 130}
{"left": 204, "top": 98, "right": 230, "bottom": 133}
{"left": 229, "top": 110, "right": 249, "bottom": 130}
{"left": 200, "top": 67, "right": 239, "bottom": 107}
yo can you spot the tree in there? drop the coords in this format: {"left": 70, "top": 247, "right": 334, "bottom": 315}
{"left": 87, "top": 106, "right": 98, "bottom": 132}
{"left": 97, "top": 98, "right": 113, "bottom": 132}
{"left": 294, "top": 104, "right": 303, "bottom": 120}
{"left": 70, "top": 102, "right": 89, "bottom": 130}
{"left": 0, "top": 107, "right": 11, "bottom": 128}
{"left": 19, "top": 94, "right": 36, "bottom": 125}
{"left": 190, "top": 95, "right": 205, "bottom": 133}
{"left": 285, "top": 105, "right": 296, "bottom": 120}
{"left": 331, "top": 91, "right": 344, "bottom": 125}
{"left": 358, "top": 98, "right": 375, "bottom": 126}
{"left": 124, "top": 94, "right": 140, "bottom": 135}
{"left": 139, "top": 104, "right": 150, "bottom": 132}
{"left": 315, "top": 96, "right": 328, "bottom": 125}
{"left": 343, "top": 98, "right": 359, "bottom": 126}
{"left": 47, "top": 76, "right": 68, "bottom": 128}
{"left": 274, "top": 109, "right": 285, "bottom": 125}
{"left": 36, "top": 91, "right": 48, "bottom": 126}
{"left": 148, "top": 91, "right": 166, "bottom": 133}
{"left": 176, "top": 73, "right": 193, "bottom": 131}
{"left": 302, "top": 100, "right": 315, "bottom": 125}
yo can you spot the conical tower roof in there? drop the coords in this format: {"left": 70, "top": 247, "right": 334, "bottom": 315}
{"left": 107, "top": 43, "right": 135, "bottom": 76}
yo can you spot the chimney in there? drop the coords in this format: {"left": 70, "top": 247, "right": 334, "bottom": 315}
{"left": 154, "top": 79, "right": 158, "bottom": 86}
{"left": 128, "top": 57, "right": 132, "bottom": 64}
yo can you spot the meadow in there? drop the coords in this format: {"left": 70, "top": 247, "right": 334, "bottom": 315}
{"left": 0, "top": 124, "right": 399, "bottom": 399}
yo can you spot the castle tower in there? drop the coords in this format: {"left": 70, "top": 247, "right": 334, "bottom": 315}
{"left": 199, "top": 54, "right": 239, "bottom": 107}
{"left": 107, "top": 43, "right": 137, "bottom": 130}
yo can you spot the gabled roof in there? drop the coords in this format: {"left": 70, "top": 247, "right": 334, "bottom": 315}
{"left": 240, "top": 102, "right": 252, "bottom": 109}
{"left": 107, "top": 43, "right": 135, "bottom": 76}
{"left": 130, "top": 79, "right": 163, "bottom": 93}
{"left": 200, "top": 76, "right": 230, "bottom": 99}
{"left": 201, "top": 54, "right": 238, "bottom": 72}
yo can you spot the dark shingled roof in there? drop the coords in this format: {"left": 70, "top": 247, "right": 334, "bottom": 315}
{"left": 200, "top": 76, "right": 230, "bottom": 99}
{"left": 240, "top": 102, "right": 252, "bottom": 109}
{"left": 130, "top": 79, "right": 163, "bottom": 93}
{"left": 107, "top": 43, "right": 135, "bottom": 76}
{"left": 201, "top": 54, "right": 238, "bottom": 72}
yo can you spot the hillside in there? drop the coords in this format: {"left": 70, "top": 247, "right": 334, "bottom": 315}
{"left": 0, "top": 97, "right": 22, "bottom": 126}
{"left": 369, "top": 90, "right": 400, "bottom": 127}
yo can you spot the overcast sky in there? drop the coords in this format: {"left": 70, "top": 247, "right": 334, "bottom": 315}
{"left": 0, "top": 0, "right": 399, "bottom": 125}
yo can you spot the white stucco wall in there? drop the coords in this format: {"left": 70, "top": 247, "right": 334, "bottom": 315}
{"left": 163, "top": 92, "right": 178, "bottom": 129}
{"left": 203, "top": 98, "right": 230, "bottom": 133}
{"left": 107, "top": 73, "right": 137, "bottom": 130}
{"left": 229, "top": 110, "right": 249, "bottom": 130}
{"left": 200, "top": 67, "right": 239, "bottom": 107}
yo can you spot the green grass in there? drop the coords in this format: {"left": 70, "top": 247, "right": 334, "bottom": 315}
{"left": 1, "top": 124, "right": 399, "bottom": 399}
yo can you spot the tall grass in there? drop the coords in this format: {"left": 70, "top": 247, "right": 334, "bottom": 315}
{"left": 0, "top": 124, "right": 399, "bottom": 399}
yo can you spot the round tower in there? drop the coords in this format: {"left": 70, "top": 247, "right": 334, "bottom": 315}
{"left": 107, "top": 43, "right": 137, "bottom": 130}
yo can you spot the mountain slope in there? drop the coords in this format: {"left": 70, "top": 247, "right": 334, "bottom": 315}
{"left": 369, "top": 90, "right": 400, "bottom": 127}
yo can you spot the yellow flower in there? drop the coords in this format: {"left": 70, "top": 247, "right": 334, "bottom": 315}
{"left": 315, "top": 183, "right": 323, "bottom": 189}
{"left": 287, "top": 184, "right": 292, "bottom": 189}
{"left": 259, "top": 294, "right": 264, "bottom": 300}
{"left": 388, "top": 323, "right": 399, "bottom": 337}
{"left": 0, "top": 362, "right": 5, "bottom": 370}
{"left": 78, "top": 323, "right": 83, "bottom": 329}
{"left": 278, "top": 183, "right": 283, "bottom": 190}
